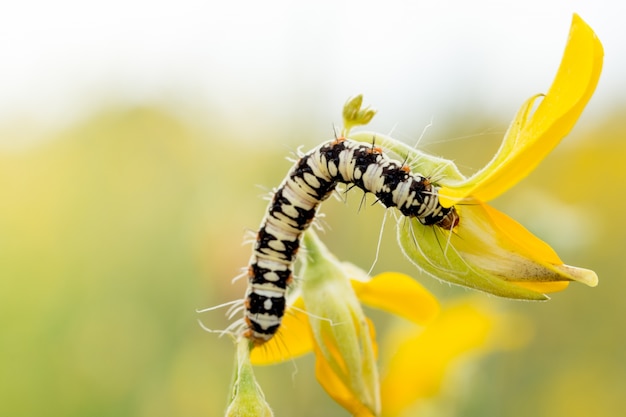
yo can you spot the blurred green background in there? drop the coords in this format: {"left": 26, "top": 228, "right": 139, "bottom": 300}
{"left": 1, "top": 1, "right": 625, "bottom": 416}
{"left": 1, "top": 103, "right": 624, "bottom": 417}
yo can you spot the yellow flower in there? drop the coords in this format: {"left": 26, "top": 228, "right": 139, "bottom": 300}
{"left": 242, "top": 13, "right": 603, "bottom": 416}
{"left": 251, "top": 230, "right": 440, "bottom": 417}
{"left": 349, "top": 14, "right": 602, "bottom": 300}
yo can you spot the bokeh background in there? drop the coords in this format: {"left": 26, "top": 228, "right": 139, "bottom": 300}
{"left": 1, "top": 1, "right": 624, "bottom": 416}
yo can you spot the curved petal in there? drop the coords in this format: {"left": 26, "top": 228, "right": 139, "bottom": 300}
{"left": 439, "top": 14, "right": 603, "bottom": 207}
{"left": 380, "top": 300, "right": 517, "bottom": 417}
{"left": 250, "top": 298, "right": 314, "bottom": 365}
{"left": 398, "top": 216, "right": 547, "bottom": 300}
{"left": 316, "top": 356, "right": 373, "bottom": 416}
{"left": 480, "top": 201, "right": 562, "bottom": 264}
{"left": 314, "top": 317, "right": 378, "bottom": 417}
{"left": 351, "top": 272, "right": 440, "bottom": 325}
{"left": 397, "top": 200, "right": 597, "bottom": 300}
{"left": 477, "top": 202, "right": 598, "bottom": 288}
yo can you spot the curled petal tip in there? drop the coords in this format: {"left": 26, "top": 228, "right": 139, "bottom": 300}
{"left": 558, "top": 264, "right": 599, "bottom": 287}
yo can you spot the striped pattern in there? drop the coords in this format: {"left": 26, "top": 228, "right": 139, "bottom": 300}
{"left": 243, "top": 137, "right": 458, "bottom": 345}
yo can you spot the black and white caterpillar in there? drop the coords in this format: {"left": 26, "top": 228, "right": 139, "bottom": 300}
{"left": 243, "top": 137, "right": 459, "bottom": 345}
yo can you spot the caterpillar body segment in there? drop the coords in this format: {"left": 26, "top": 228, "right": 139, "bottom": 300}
{"left": 243, "top": 138, "right": 458, "bottom": 345}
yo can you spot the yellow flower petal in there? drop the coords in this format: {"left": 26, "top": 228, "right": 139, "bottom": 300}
{"left": 314, "top": 317, "right": 378, "bottom": 417}
{"left": 439, "top": 14, "right": 603, "bottom": 207}
{"left": 477, "top": 202, "right": 598, "bottom": 287}
{"left": 351, "top": 272, "right": 440, "bottom": 325}
{"left": 398, "top": 199, "right": 597, "bottom": 300}
{"left": 453, "top": 202, "right": 597, "bottom": 287}
{"left": 480, "top": 201, "right": 562, "bottom": 264}
{"left": 380, "top": 301, "right": 501, "bottom": 417}
{"left": 398, "top": 216, "right": 548, "bottom": 301}
{"left": 510, "top": 280, "right": 570, "bottom": 294}
{"left": 250, "top": 298, "right": 314, "bottom": 365}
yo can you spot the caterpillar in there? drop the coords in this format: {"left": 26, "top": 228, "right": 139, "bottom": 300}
{"left": 243, "top": 137, "right": 459, "bottom": 345}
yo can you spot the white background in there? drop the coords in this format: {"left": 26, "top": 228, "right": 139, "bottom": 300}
{"left": 0, "top": 0, "right": 623, "bottom": 139}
